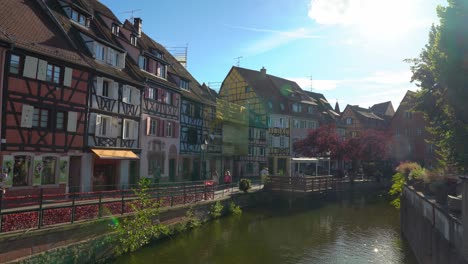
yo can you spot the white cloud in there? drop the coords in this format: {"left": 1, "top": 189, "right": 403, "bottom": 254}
{"left": 287, "top": 70, "right": 416, "bottom": 108}
{"left": 308, "top": 0, "right": 430, "bottom": 39}
{"left": 226, "top": 25, "right": 322, "bottom": 55}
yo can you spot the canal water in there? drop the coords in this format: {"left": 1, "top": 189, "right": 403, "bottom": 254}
{"left": 112, "top": 192, "right": 417, "bottom": 264}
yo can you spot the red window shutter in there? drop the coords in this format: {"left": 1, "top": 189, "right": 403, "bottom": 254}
{"left": 148, "top": 59, "right": 154, "bottom": 73}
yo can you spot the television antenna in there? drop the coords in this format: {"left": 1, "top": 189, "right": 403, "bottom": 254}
{"left": 120, "top": 9, "right": 142, "bottom": 20}
{"left": 234, "top": 56, "right": 243, "bottom": 67}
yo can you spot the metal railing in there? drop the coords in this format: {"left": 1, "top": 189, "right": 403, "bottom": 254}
{"left": 265, "top": 175, "right": 344, "bottom": 192}
{"left": 0, "top": 179, "right": 262, "bottom": 234}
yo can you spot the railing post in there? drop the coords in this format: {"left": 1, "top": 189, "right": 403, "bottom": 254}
{"left": 121, "top": 187, "right": 125, "bottom": 215}
{"left": 170, "top": 192, "right": 174, "bottom": 207}
{"left": 38, "top": 188, "right": 44, "bottom": 229}
{"left": 71, "top": 192, "right": 76, "bottom": 224}
{"left": 0, "top": 190, "right": 3, "bottom": 232}
{"left": 204, "top": 184, "right": 207, "bottom": 201}
{"left": 98, "top": 192, "right": 103, "bottom": 218}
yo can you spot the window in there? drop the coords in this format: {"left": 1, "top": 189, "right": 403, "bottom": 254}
{"left": 164, "top": 91, "right": 172, "bottom": 105}
{"left": 166, "top": 121, "right": 173, "bottom": 137}
{"left": 300, "top": 120, "right": 307, "bottom": 129}
{"left": 248, "top": 147, "right": 253, "bottom": 156}
{"left": 42, "top": 156, "right": 57, "bottom": 185}
{"left": 416, "top": 128, "right": 422, "bottom": 136}
{"left": 149, "top": 119, "right": 157, "bottom": 135}
{"left": 98, "top": 116, "right": 112, "bottom": 137}
{"left": 405, "top": 111, "right": 413, "bottom": 119}
{"left": 46, "top": 64, "right": 61, "bottom": 84}
{"left": 102, "top": 81, "right": 110, "bottom": 97}
{"left": 280, "top": 103, "right": 285, "bottom": 111}
{"left": 13, "top": 155, "right": 30, "bottom": 186}
{"left": 151, "top": 49, "right": 163, "bottom": 59}
{"left": 260, "top": 131, "right": 266, "bottom": 140}
{"left": 9, "top": 54, "right": 21, "bottom": 74}
{"left": 293, "top": 120, "right": 300, "bottom": 128}
{"left": 308, "top": 106, "right": 314, "bottom": 113}
{"left": 245, "top": 86, "right": 251, "bottom": 93}
{"left": 69, "top": 9, "right": 88, "bottom": 27}
{"left": 112, "top": 24, "right": 119, "bottom": 35}
{"left": 32, "top": 108, "right": 49, "bottom": 128}
{"left": 95, "top": 43, "right": 105, "bottom": 61}
{"left": 138, "top": 56, "right": 147, "bottom": 70}
{"left": 130, "top": 35, "right": 137, "bottom": 46}
{"left": 156, "top": 62, "right": 166, "bottom": 78}
{"left": 56, "top": 111, "right": 66, "bottom": 130}
{"left": 268, "top": 101, "right": 273, "bottom": 109}
{"left": 180, "top": 79, "right": 189, "bottom": 90}
{"left": 249, "top": 128, "right": 254, "bottom": 139}
{"left": 292, "top": 103, "right": 302, "bottom": 113}
{"left": 109, "top": 49, "right": 119, "bottom": 66}
{"left": 346, "top": 118, "right": 353, "bottom": 125}
{"left": 308, "top": 121, "right": 317, "bottom": 129}
{"left": 280, "top": 137, "right": 285, "bottom": 147}
{"left": 260, "top": 147, "right": 265, "bottom": 156}
{"left": 123, "top": 120, "right": 131, "bottom": 139}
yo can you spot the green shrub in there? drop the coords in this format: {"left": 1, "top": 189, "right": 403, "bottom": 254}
{"left": 239, "top": 178, "right": 252, "bottom": 193}
{"left": 396, "top": 162, "right": 421, "bottom": 178}
{"left": 389, "top": 172, "right": 405, "bottom": 209}
{"left": 228, "top": 201, "right": 242, "bottom": 215}
{"left": 186, "top": 207, "right": 201, "bottom": 229}
{"left": 210, "top": 201, "right": 223, "bottom": 219}
{"left": 112, "top": 178, "right": 168, "bottom": 255}
{"left": 409, "top": 166, "right": 426, "bottom": 181}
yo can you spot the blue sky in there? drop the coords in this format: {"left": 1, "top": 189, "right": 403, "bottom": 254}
{"left": 101, "top": 0, "right": 445, "bottom": 109}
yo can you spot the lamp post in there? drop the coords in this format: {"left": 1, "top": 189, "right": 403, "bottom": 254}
{"left": 200, "top": 140, "right": 208, "bottom": 180}
{"left": 326, "top": 150, "right": 331, "bottom": 176}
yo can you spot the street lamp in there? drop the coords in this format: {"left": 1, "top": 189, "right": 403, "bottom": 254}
{"left": 200, "top": 139, "right": 208, "bottom": 180}
{"left": 325, "top": 150, "right": 331, "bottom": 176}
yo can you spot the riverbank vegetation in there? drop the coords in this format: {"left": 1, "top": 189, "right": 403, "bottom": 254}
{"left": 112, "top": 178, "right": 168, "bottom": 255}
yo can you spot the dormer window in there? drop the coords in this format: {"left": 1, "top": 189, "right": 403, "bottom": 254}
{"left": 66, "top": 7, "right": 89, "bottom": 27}
{"left": 280, "top": 103, "right": 285, "bottom": 111}
{"left": 112, "top": 24, "right": 120, "bottom": 36}
{"left": 138, "top": 56, "right": 148, "bottom": 71}
{"left": 180, "top": 79, "right": 189, "bottom": 90}
{"left": 292, "top": 103, "right": 302, "bottom": 113}
{"left": 130, "top": 35, "right": 137, "bottom": 46}
{"left": 151, "top": 49, "right": 163, "bottom": 59}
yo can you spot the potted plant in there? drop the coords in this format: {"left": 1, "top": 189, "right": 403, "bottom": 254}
{"left": 239, "top": 178, "right": 252, "bottom": 193}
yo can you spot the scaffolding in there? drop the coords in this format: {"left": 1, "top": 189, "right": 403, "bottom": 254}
{"left": 166, "top": 45, "right": 188, "bottom": 68}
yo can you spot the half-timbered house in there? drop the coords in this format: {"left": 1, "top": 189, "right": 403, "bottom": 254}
{"left": 116, "top": 19, "right": 182, "bottom": 182}
{"left": 45, "top": 0, "right": 144, "bottom": 191}
{"left": 0, "top": 0, "right": 91, "bottom": 196}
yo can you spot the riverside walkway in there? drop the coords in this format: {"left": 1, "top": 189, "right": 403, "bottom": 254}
{"left": 0, "top": 179, "right": 263, "bottom": 234}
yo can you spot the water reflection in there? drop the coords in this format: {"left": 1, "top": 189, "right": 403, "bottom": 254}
{"left": 111, "top": 193, "right": 417, "bottom": 264}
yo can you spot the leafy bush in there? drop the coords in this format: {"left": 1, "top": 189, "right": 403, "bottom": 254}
{"left": 389, "top": 172, "right": 405, "bottom": 209}
{"left": 210, "top": 201, "right": 223, "bottom": 219}
{"left": 409, "top": 166, "right": 427, "bottom": 182}
{"left": 228, "top": 201, "right": 242, "bottom": 215}
{"left": 185, "top": 207, "right": 201, "bottom": 229}
{"left": 396, "top": 162, "right": 421, "bottom": 178}
{"left": 112, "top": 178, "right": 168, "bottom": 255}
{"left": 239, "top": 178, "right": 252, "bottom": 193}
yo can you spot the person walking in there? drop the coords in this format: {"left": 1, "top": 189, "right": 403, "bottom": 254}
{"left": 212, "top": 170, "right": 219, "bottom": 185}
{"left": 224, "top": 170, "right": 232, "bottom": 185}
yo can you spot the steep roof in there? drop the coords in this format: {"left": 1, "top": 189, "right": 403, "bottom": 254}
{"left": 232, "top": 66, "right": 317, "bottom": 115}
{"left": 348, "top": 105, "right": 384, "bottom": 121}
{"left": 0, "top": 0, "right": 87, "bottom": 67}
{"left": 44, "top": 0, "right": 142, "bottom": 86}
{"left": 371, "top": 101, "right": 394, "bottom": 118}
{"left": 123, "top": 19, "right": 212, "bottom": 105}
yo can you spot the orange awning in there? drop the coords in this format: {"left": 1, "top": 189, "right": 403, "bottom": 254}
{"left": 91, "top": 149, "right": 139, "bottom": 160}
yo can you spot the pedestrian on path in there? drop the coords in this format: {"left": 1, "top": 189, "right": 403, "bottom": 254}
{"left": 224, "top": 170, "right": 232, "bottom": 185}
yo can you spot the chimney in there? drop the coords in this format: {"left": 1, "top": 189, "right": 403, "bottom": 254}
{"left": 260, "top": 67, "right": 266, "bottom": 76}
{"left": 134, "top": 18, "right": 142, "bottom": 37}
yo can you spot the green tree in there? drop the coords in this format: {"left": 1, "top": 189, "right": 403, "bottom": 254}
{"left": 112, "top": 178, "right": 168, "bottom": 255}
{"left": 406, "top": 0, "right": 468, "bottom": 171}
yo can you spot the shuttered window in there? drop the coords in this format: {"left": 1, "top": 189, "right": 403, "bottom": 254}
{"left": 46, "top": 64, "right": 61, "bottom": 84}
{"left": 9, "top": 54, "right": 21, "bottom": 74}
{"left": 32, "top": 108, "right": 49, "bottom": 128}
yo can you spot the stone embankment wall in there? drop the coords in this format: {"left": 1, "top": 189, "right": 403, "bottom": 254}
{"left": 1, "top": 191, "right": 272, "bottom": 264}
{"left": 401, "top": 186, "right": 467, "bottom": 264}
